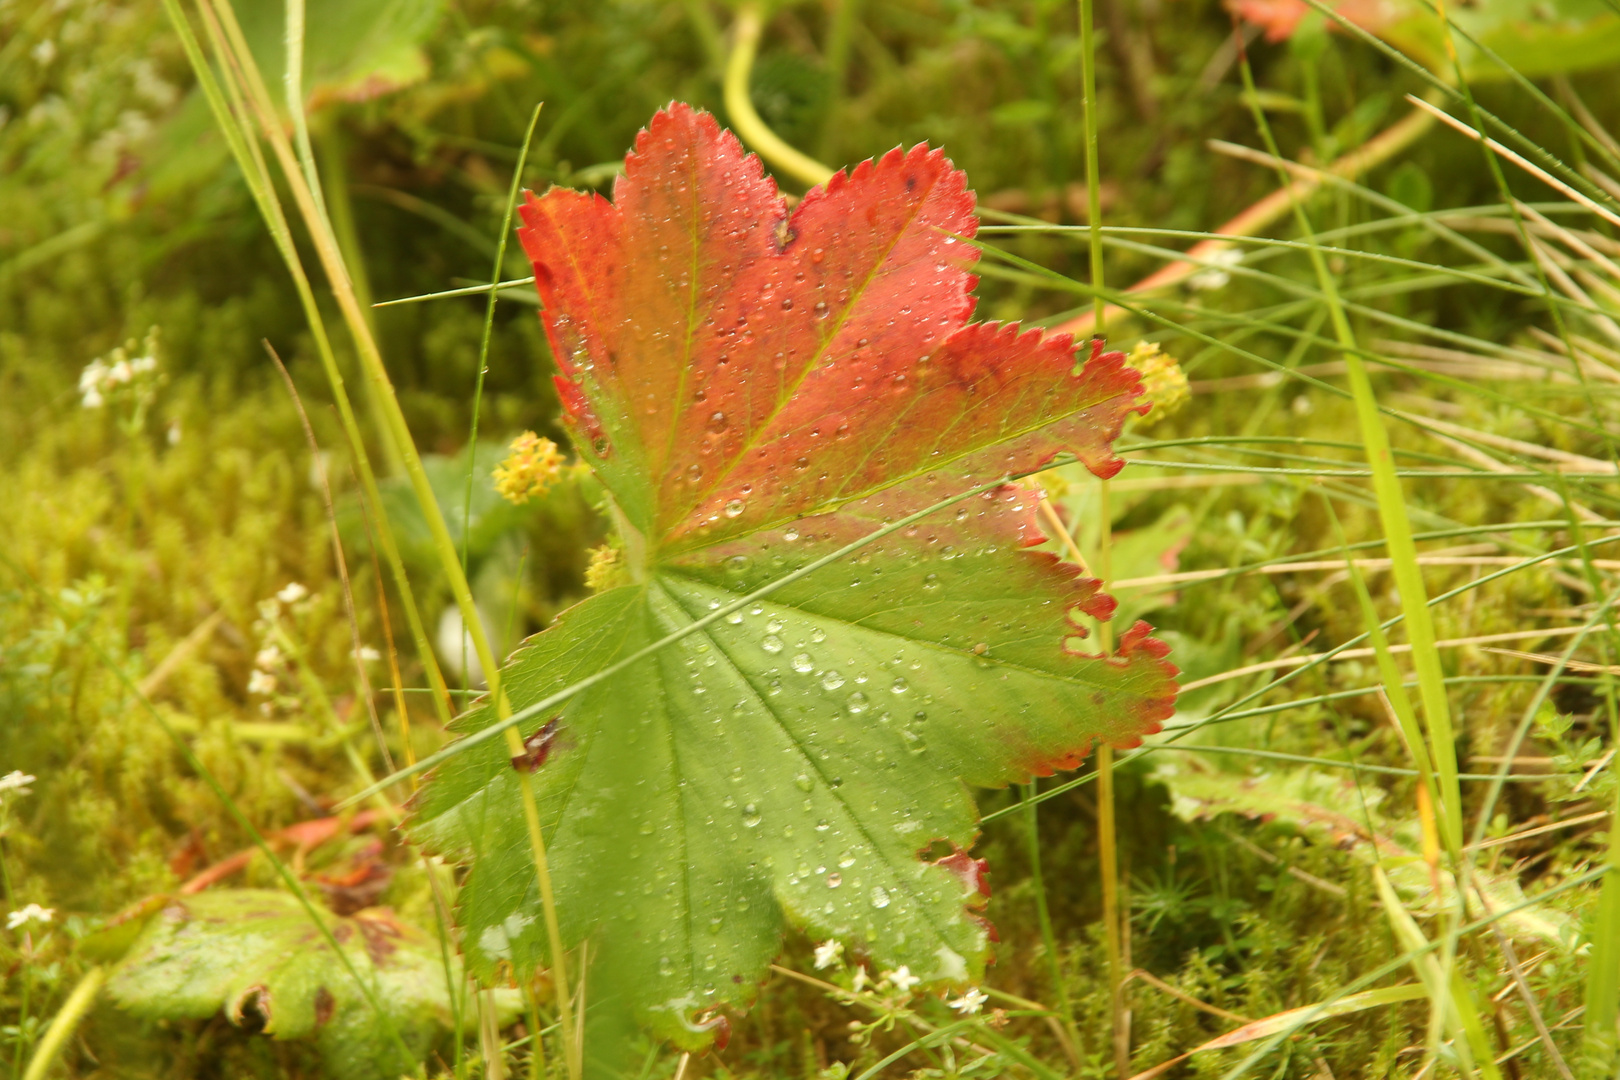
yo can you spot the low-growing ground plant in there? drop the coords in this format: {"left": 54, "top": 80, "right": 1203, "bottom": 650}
{"left": 4, "top": 0, "right": 1620, "bottom": 1078}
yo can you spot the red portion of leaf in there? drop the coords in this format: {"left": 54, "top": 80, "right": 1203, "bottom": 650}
{"left": 518, "top": 105, "right": 1146, "bottom": 552}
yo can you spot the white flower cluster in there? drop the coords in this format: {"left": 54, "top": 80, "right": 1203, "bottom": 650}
{"left": 811, "top": 939, "right": 987, "bottom": 1016}
{"left": 79, "top": 327, "right": 161, "bottom": 410}
{"left": 0, "top": 770, "right": 35, "bottom": 797}
{"left": 248, "top": 584, "right": 310, "bottom": 708}
{"left": 7, "top": 903, "right": 53, "bottom": 930}
{"left": 1187, "top": 247, "right": 1244, "bottom": 291}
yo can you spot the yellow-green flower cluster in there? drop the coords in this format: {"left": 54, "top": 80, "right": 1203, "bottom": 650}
{"left": 1129, "top": 340, "right": 1189, "bottom": 425}
{"left": 493, "top": 431, "right": 565, "bottom": 505}
{"left": 584, "top": 545, "right": 632, "bottom": 592}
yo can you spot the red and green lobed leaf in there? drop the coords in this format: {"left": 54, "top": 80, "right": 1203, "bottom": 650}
{"left": 408, "top": 103, "right": 1178, "bottom": 1051}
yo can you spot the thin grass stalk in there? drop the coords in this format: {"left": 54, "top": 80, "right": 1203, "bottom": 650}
{"left": 171, "top": 3, "right": 579, "bottom": 1071}
{"left": 1075, "top": 0, "right": 1128, "bottom": 1069}
{"left": 162, "top": 0, "right": 455, "bottom": 730}
{"left": 1249, "top": 54, "right": 1466, "bottom": 850}
{"left": 1022, "top": 783, "right": 1080, "bottom": 1049}
{"left": 462, "top": 101, "right": 544, "bottom": 646}
{"left": 1423, "top": 7, "right": 1618, "bottom": 470}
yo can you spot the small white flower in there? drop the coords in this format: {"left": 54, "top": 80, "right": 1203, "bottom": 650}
{"left": 947, "top": 987, "right": 988, "bottom": 1014}
{"left": 257, "top": 598, "right": 281, "bottom": 623}
{"left": 108, "top": 359, "right": 133, "bottom": 384}
{"left": 358, "top": 646, "right": 382, "bottom": 663}
{"left": 166, "top": 419, "right": 182, "bottom": 445}
{"left": 851, "top": 966, "right": 872, "bottom": 992}
{"left": 254, "top": 644, "right": 283, "bottom": 670}
{"left": 884, "top": 966, "right": 920, "bottom": 993}
{"left": 0, "top": 771, "right": 36, "bottom": 795}
{"left": 31, "top": 39, "right": 56, "bottom": 66}
{"left": 813, "top": 939, "right": 844, "bottom": 970}
{"left": 130, "top": 355, "right": 157, "bottom": 375}
{"left": 1188, "top": 247, "right": 1243, "bottom": 291}
{"left": 7, "top": 904, "right": 54, "bottom": 930}
{"left": 247, "top": 670, "right": 278, "bottom": 696}
{"left": 276, "top": 582, "right": 308, "bottom": 605}
{"left": 81, "top": 387, "right": 104, "bottom": 409}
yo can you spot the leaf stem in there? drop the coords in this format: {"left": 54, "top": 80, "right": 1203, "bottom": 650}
{"left": 724, "top": 3, "right": 835, "bottom": 187}
{"left": 21, "top": 966, "right": 105, "bottom": 1080}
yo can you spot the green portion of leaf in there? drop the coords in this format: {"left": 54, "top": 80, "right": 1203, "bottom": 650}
{"left": 413, "top": 487, "right": 1178, "bottom": 1045}
{"left": 408, "top": 104, "right": 1180, "bottom": 1052}
{"left": 104, "top": 889, "right": 498, "bottom": 1080}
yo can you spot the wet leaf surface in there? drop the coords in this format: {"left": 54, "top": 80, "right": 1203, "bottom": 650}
{"left": 408, "top": 103, "right": 1179, "bottom": 1050}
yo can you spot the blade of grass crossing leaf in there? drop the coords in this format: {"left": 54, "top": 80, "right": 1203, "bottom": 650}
{"left": 1237, "top": 51, "right": 1463, "bottom": 857}
{"left": 340, "top": 470, "right": 1035, "bottom": 806}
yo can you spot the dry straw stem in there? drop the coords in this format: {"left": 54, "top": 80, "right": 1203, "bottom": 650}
{"left": 1049, "top": 95, "right": 1440, "bottom": 339}
{"left": 164, "top": 1, "right": 580, "bottom": 1072}
{"left": 160, "top": 0, "right": 454, "bottom": 730}
{"left": 1179, "top": 624, "right": 1604, "bottom": 692}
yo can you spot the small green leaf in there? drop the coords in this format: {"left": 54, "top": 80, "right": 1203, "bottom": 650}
{"left": 104, "top": 889, "right": 501, "bottom": 1080}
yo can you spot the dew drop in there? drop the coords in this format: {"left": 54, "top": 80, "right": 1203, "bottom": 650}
{"left": 784, "top": 527, "right": 800, "bottom": 541}
{"left": 795, "top": 773, "right": 814, "bottom": 792}
{"left": 791, "top": 653, "right": 814, "bottom": 673}
{"left": 809, "top": 627, "right": 827, "bottom": 644}
{"left": 890, "top": 677, "right": 910, "bottom": 695}
{"left": 922, "top": 573, "right": 939, "bottom": 590}
{"left": 839, "top": 852, "right": 856, "bottom": 868}
{"left": 821, "top": 670, "right": 845, "bottom": 691}
{"left": 707, "top": 411, "right": 728, "bottom": 433}
{"left": 846, "top": 691, "right": 869, "bottom": 714}
{"left": 724, "top": 499, "right": 746, "bottom": 518}
{"left": 762, "top": 635, "right": 784, "bottom": 654}
{"left": 827, "top": 872, "right": 843, "bottom": 888}
{"left": 742, "top": 804, "right": 763, "bottom": 828}
{"left": 766, "top": 618, "right": 784, "bottom": 634}
{"left": 869, "top": 886, "right": 891, "bottom": 909}
{"left": 815, "top": 819, "right": 831, "bottom": 832}
{"left": 726, "top": 611, "right": 744, "bottom": 625}
{"left": 781, "top": 297, "right": 793, "bottom": 310}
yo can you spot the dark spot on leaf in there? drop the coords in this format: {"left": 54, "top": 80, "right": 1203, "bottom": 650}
{"left": 357, "top": 912, "right": 403, "bottom": 965}
{"left": 313, "top": 986, "right": 335, "bottom": 1028}
{"left": 511, "top": 717, "right": 563, "bottom": 772}
{"left": 230, "top": 985, "right": 271, "bottom": 1033}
